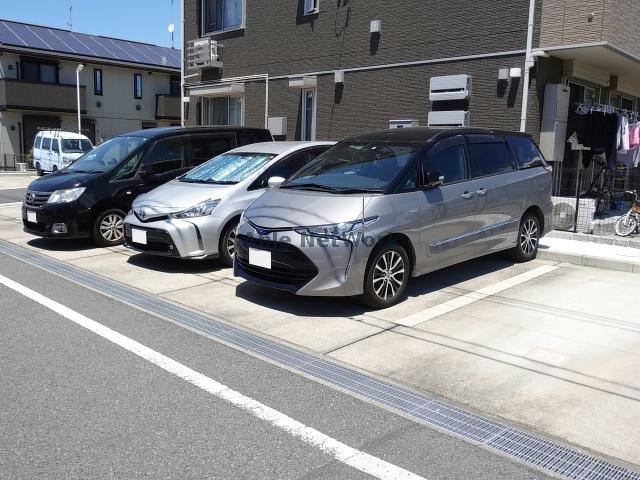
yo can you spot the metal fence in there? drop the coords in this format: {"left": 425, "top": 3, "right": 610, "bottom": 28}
{"left": 551, "top": 163, "right": 639, "bottom": 235}
{"left": 0, "top": 154, "right": 33, "bottom": 172}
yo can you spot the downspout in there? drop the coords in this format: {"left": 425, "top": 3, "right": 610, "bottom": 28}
{"left": 520, "top": 0, "right": 536, "bottom": 133}
{"left": 180, "top": 0, "right": 185, "bottom": 127}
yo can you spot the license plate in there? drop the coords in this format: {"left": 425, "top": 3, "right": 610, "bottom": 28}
{"left": 249, "top": 247, "right": 271, "bottom": 269}
{"left": 131, "top": 228, "right": 147, "bottom": 245}
{"left": 26, "top": 211, "right": 37, "bottom": 223}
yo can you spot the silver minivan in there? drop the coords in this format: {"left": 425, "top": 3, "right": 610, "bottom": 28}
{"left": 235, "top": 128, "right": 553, "bottom": 308}
{"left": 123, "top": 141, "right": 334, "bottom": 265}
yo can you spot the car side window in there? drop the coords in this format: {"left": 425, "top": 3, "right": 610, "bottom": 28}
{"left": 507, "top": 136, "right": 546, "bottom": 169}
{"left": 113, "top": 151, "right": 144, "bottom": 180}
{"left": 250, "top": 150, "right": 316, "bottom": 190}
{"left": 237, "top": 131, "right": 271, "bottom": 146}
{"left": 35, "top": 136, "right": 42, "bottom": 149}
{"left": 423, "top": 145, "right": 468, "bottom": 185}
{"left": 398, "top": 164, "right": 419, "bottom": 192}
{"left": 189, "top": 133, "right": 236, "bottom": 166}
{"left": 51, "top": 138, "right": 60, "bottom": 153}
{"left": 142, "top": 137, "right": 187, "bottom": 174}
{"left": 42, "top": 137, "right": 52, "bottom": 150}
{"left": 467, "top": 141, "right": 514, "bottom": 178}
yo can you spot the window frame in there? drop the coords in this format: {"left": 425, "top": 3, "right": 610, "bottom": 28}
{"left": 94, "top": 68, "right": 103, "bottom": 96}
{"left": 200, "top": 95, "right": 245, "bottom": 126}
{"left": 302, "top": 0, "right": 320, "bottom": 15}
{"left": 300, "top": 88, "right": 317, "bottom": 141}
{"left": 201, "top": 0, "right": 246, "bottom": 35}
{"left": 20, "top": 58, "right": 59, "bottom": 84}
{"left": 133, "top": 73, "right": 143, "bottom": 99}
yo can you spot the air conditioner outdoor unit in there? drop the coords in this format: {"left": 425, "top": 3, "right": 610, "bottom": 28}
{"left": 427, "top": 111, "right": 469, "bottom": 128}
{"left": 429, "top": 74, "right": 471, "bottom": 101}
{"left": 551, "top": 196, "right": 596, "bottom": 233}
{"left": 187, "top": 38, "right": 223, "bottom": 70}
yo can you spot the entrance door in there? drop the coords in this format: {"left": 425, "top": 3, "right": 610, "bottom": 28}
{"left": 22, "top": 115, "right": 60, "bottom": 154}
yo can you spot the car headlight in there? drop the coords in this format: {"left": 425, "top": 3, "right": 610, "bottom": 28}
{"left": 62, "top": 156, "right": 74, "bottom": 165}
{"left": 295, "top": 216, "right": 379, "bottom": 239}
{"left": 170, "top": 199, "right": 220, "bottom": 219}
{"left": 47, "top": 187, "right": 86, "bottom": 204}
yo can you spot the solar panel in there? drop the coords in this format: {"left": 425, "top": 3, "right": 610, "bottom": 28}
{"left": 0, "top": 19, "right": 180, "bottom": 69}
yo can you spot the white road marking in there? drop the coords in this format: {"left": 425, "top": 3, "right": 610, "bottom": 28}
{"left": 396, "top": 264, "right": 559, "bottom": 327}
{"left": 0, "top": 187, "right": 26, "bottom": 191}
{"left": 0, "top": 273, "right": 426, "bottom": 480}
{"left": 0, "top": 202, "right": 23, "bottom": 207}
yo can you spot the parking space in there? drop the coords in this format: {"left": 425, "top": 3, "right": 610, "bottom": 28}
{"left": 1, "top": 186, "right": 639, "bottom": 467}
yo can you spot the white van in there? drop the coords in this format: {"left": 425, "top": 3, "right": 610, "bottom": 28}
{"left": 33, "top": 130, "right": 93, "bottom": 176}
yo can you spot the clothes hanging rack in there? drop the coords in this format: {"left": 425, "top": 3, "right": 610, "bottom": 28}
{"left": 573, "top": 102, "right": 639, "bottom": 122}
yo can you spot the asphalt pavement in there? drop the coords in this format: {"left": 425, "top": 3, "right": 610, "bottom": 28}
{"left": 0, "top": 188, "right": 25, "bottom": 204}
{"left": 0, "top": 252, "right": 552, "bottom": 480}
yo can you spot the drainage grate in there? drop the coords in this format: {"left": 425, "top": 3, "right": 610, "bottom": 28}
{"left": 1, "top": 240, "right": 638, "bottom": 480}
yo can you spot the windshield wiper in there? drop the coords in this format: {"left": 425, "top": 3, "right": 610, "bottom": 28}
{"left": 179, "top": 178, "right": 236, "bottom": 185}
{"left": 281, "top": 183, "right": 343, "bottom": 192}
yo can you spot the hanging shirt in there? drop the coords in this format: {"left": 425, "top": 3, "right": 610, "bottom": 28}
{"left": 617, "top": 114, "right": 630, "bottom": 153}
{"left": 629, "top": 123, "right": 640, "bottom": 149}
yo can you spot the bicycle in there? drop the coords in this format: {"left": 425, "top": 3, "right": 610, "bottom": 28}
{"left": 614, "top": 190, "right": 640, "bottom": 237}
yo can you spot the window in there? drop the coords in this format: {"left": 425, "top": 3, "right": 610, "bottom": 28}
{"left": 569, "top": 81, "right": 599, "bottom": 107}
{"left": 142, "top": 137, "right": 187, "bottom": 174}
{"left": 68, "top": 135, "right": 147, "bottom": 173}
{"left": 42, "top": 137, "right": 52, "bottom": 150}
{"left": 21, "top": 60, "right": 57, "bottom": 83}
{"left": 467, "top": 141, "right": 514, "bottom": 178}
{"left": 94, "top": 69, "right": 103, "bottom": 95}
{"left": 170, "top": 75, "right": 181, "bottom": 97}
{"left": 507, "top": 136, "right": 546, "bottom": 170}
{"left": 202, "top": 97, "right": 243, "bottom": 126}
{"left": 113, "top": 152, "right": 144, "bottom": 180}
{"left": 35, "top": 136, "right": 43, "bottom": 149}
{"left": 423, "top": 145, "right": 468, "bottom": 185}
{"left": 398, "top": 165, "right": 419, "bottom": 192}
{"left": 252, "top": 149, "right": 323, "bottom": 190}
{"left": 134, "top": 73, "right": 143, "bottom": 99}
{"left": 303, "top": 0, "right": 319, "bottom": 15}
{"left": 237, "top": 130, "right": 272, "bottom": 146}
{"left": 300, "top": 89, "right": 315, "bottom": 141}
{"left": 180, "top": 152, "right": 276, "bottom": 185}
{"left": 189, "top": 133, "right": 236, "bottom": 166}
{"left": 203, "top": 0, "right": 244, "bottom": 34}
{"left": 51, "top": 138, "right": 60, "bottom": 153}
{"left": 62, "top": 139, "right": 93, "bottom": 153}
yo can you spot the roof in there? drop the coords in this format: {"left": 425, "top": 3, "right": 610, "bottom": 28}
{"left": 35, "top": 130, "right": 91, "bottom": 140}
{"left": 346, "top": 127, "right": 531, "bottom": 144}
{"left": 123, "top": 126, "right": 272, "bottom": 140}
{"left": 0, "top": 19, "right": 180, "bottom": 70}
{"left": 233, "top": 141, "right": 336, "bottom": 155}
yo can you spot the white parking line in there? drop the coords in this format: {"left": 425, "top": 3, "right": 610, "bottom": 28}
{"left": 396, "top": 264, "right": 559, "bottom": 327}
{"left": 0, "top": 273, "right": 426, "bottom": 480}
{"left": 0, "top": 202, "right": 23, "bottom": 207}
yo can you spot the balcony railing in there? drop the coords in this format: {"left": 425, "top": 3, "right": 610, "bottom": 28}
{"left": 0, "top": 78, "right": 86, "bottom": 113}
{"left": 155, "top": 94, "right": 180, "bottom": 120}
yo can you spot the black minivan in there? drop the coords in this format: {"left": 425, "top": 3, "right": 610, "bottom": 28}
{"left": 22, "top": 126, "right": 273, "bottom": 246}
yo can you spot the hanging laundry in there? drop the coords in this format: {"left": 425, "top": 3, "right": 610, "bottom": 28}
{"left": 617, "top": 114, "right": 630, "bottom": 153}
{"left": 629, "top": 123, "right": 640, "bottom": 149}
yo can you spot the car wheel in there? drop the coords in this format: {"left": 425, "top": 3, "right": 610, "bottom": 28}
{"left": 510, "top": 213, "right": 541, "bottom": 262}
{"left": 219, "top": 219, "right": 238, "bottom": 267}
{"left": 360, "top": 242, "right": 410, "bottom": 309}
{"left": 36, "top": 163, "right": 44, "bottom": 176}
{"left": 52, "top": 165, "right": 58, "bottom": 172}
{"left": 92, "top": 208, "right": 126, "bottom": 247}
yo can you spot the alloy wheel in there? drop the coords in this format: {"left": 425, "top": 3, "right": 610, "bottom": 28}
{"left": 372, "top": 251, "right": 405, "bottom": 301}
{"left": 226, "top": 227, "right": 236, "bottom": 258}
{"left": 99, "top": 213, "right": 124, "bottom": 243}
{"left": 520, "top": 218, "right": 538, "bottom": 256}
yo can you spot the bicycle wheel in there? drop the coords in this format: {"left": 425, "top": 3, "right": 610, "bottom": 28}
{"left": 615, "top": 215, "right": 638, "bottom": 237}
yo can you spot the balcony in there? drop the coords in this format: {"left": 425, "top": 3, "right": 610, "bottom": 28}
{"left": 155, "top": 94, "right": 181, "bottom": 120}
{"left": 0, "top": 78, "right": 86, "bottom": 113}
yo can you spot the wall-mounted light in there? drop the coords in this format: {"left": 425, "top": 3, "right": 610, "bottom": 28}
{"left": 370, "top": 20, "right": 381, "bottom": 34}
{"left": 334, "top": 70, "right": 345, "bottom": 84}
{"left": 509, "top": 67, "right": 522, "bottom": 78}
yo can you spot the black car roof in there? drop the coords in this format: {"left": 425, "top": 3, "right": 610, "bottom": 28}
{"left": 124, "top": 126, "right": 270, "bottom": 140}
{"left": 346, "top": 127, "right": 533, "bottom": 144}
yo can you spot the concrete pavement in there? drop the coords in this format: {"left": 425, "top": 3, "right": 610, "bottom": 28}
{"left": 0, "top": 255, "right": 551, "bottom": 479}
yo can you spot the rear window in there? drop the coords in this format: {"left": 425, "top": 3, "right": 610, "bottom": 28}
{"left": 467, "top": 141, "right": 514, "bottom": 178}
{"left": 237, "top": 130, "right": 272, "bottom": 146}
{"left": 507, "top": 135, "right": 546, "bottom": 169}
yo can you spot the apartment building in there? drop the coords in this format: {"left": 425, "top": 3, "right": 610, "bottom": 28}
{"left": 183, "top": 0, "right": 640, "bottom": 160}
{"left": 0, "top": 19, "right": 182, "bottom": 159}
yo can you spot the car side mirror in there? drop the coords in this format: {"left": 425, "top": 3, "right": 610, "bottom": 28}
{"left": 423, "top": 171, "right": 444, "bottom": 189}
{"left": 267, "top": 176, "right": 286, "bottom": 188}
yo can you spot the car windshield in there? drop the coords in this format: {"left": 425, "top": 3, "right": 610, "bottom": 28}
{"left": 62, "top": 139, "right": 93, "bottom": 153}
{"left": 66, "top": 136, "right": 147, "bottom": 173}
{"left": 283, "top": 142, "right": 418, "bottom": 192}
{"left": 179, "top": 152, "right": 276, "bottom": 185}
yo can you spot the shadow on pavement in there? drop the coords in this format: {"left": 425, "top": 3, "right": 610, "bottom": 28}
{"left": 27, "top": 238, "right": 99, "bottom": 252}
{"left": 235, "top": 254, "right": 517, "bottom": 318}
{"left": 126, "top": 253, "right": 225, "bottom": 274}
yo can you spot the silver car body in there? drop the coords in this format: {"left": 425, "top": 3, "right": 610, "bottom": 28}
{"left": 235, "top": 128, "right": 553, "bottom": 297}
{"left": 123, "top": 141, "right": 335, "bottom": 259}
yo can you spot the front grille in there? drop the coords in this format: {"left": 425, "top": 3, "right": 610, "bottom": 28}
{"left": 124, "top": 224, "right": 177, "bottom": 255}
{"left": 235, "top": 234, "right": 318, "bottom": 289}
{"left": 25, "top": 190, "right": 52, "bottom": 208}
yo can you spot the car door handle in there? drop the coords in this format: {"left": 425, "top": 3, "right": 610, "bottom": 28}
{"left": 461, "top": 191, "right": 475, "bottom": 199}
{"left": 476, "top": 188, "right": 487, "bottom": 197}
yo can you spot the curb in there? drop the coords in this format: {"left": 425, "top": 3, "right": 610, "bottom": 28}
{"left": 538, "top": 248, "right": 640, "bottom": 274}
{"left": 548, "top": 230, "right": 640, "bottom": 250}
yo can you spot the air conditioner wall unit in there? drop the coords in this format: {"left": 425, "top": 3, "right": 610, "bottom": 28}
{"left": 187, "top": 38, "right": 223, "bottom": 70}
{"left": 427, "top": 110, "right": 469, "bottom": 128}
{"left": 551, "top": 196, "right": 596, "bottom": 233}
{"left": 429, "top": 74, "right": 471, "bottom": 101}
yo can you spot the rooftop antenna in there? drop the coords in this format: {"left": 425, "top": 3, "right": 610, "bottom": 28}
{"left": 67, "top": 5, "right": 73, "bottom": 31}
{"left": 168, "top": 0, "right": 175, "bottom": 49}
